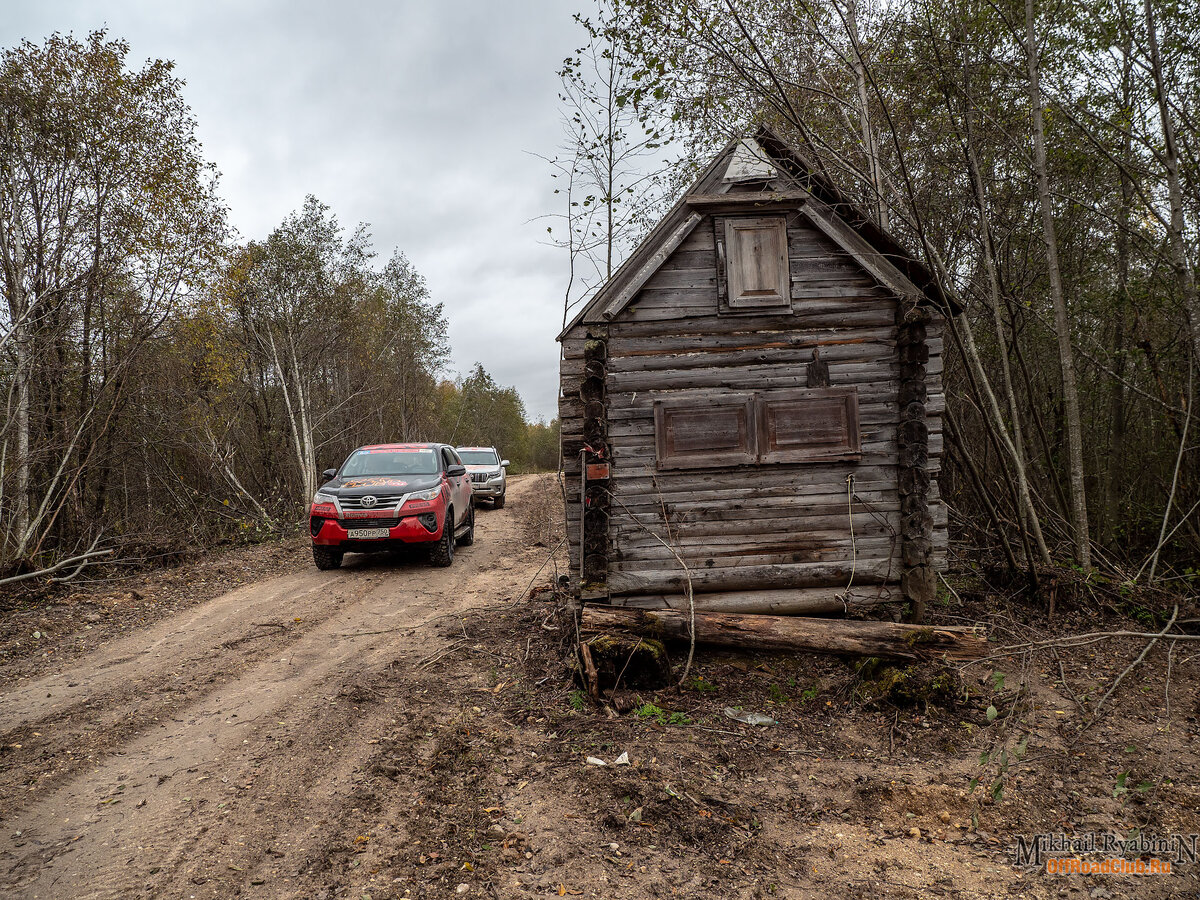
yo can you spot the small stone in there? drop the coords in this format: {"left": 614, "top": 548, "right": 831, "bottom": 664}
{"left": 488, "top": 824, "right": 505, "bottom": 837}
{"left": 908, "top": 827, "right": 921, "bottom": 839}
{"left": 938, "top": 811, "right": 951, "bottom": 824}
{"left": 456, "top": 884, "right": 470, "bottom": 894}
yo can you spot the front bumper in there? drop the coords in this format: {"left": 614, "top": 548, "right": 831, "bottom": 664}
{"left": 310, "top": 503, "right": 446, "bottom": 550}
{"left": 472, "top": 481, "right": 504, "bottom": 498}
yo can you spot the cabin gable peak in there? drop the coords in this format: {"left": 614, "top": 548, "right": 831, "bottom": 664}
{"left": 558, "top": 127, "right": 954, "bottom": 339}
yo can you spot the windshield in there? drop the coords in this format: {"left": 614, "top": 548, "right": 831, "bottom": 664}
{"left": 457, "top": 449, "right": 499, "bottom": 466}
{"left": 340, "top": 448, "right": 440, "bottom": 477}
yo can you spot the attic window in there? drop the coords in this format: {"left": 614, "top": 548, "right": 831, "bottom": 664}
{"left": 723, "top": 216, "right": 790, "bottom": 308}
{"left": 654, "top": 387, "right": 860, "bottom": 470}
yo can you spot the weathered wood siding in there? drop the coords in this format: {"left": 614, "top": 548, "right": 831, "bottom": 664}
{"left": 560, "top": 209, "right": 947, "bottom": 598}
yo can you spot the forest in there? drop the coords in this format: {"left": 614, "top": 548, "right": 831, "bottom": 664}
{"left": 0, "top": 33, "right": 558, "bottom": 576}
{"left": 3, "top": 0, "right": 1199, "bottom": 594}
{"left": 549, "top": 0, "right": 1199, "bottom": 593}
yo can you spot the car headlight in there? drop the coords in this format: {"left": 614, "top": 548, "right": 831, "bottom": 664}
{"left": 406, "top": 486, "right": 442, "bottom": 503}
{"left": 488, "top": 472, "right": 504, "bottom": 481}
{"left": 314, "top": 491, "right": 338, "bottom": 505}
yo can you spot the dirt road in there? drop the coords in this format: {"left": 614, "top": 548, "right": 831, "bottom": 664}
{"left": 0, "top": 475, "right": 557, "bottom": 899}
{"left": 3, "top": 473, "right": 1198, "bottom": 900}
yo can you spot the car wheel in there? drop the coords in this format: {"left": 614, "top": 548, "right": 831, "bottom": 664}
{"left": 457, "top": 504, "right": 475, "bottom": 546}
{"left": 429, "top": 511, "right": 455, "bottom": 567}
{"left": 493, "top": 492, "right": 505, "bottom": 509}
{"left": 313, "top": 546, "right": 344, "bottom": 570}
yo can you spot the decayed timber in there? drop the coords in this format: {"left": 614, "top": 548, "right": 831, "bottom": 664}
{"left": 581, "top": 606, "right": 988, "bottom": 661}
{"left": 559, "top": 126, "right": 951, "bottom": 610}
{"left": 608, "top": 586, "right": 900, "bottom": 615}
{"left": 591, "top": 560, "right": 895, "bottom": 598}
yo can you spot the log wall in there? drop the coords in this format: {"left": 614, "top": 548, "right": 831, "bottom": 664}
{"left": 560, "top": 208, "right": 947, "bottom": 603}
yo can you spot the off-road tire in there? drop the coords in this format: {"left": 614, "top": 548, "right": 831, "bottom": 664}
{"left": 313, "top": 546, "right": 344, "bottom": 570}
{"left": 429, "top": 511, "right": 455, "bottom": 567}
{"left": 457, "top": 505, "right": 475, "bottom": 546}
{"left": 493, "top": 492, "right": 506, "bottom": 509}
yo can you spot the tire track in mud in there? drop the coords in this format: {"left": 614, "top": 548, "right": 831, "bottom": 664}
{"left": 0, "top": 572, "right": 388, "bottom": 810}
{"left": 0, "top": 475, "right": 553, "bottom": 899}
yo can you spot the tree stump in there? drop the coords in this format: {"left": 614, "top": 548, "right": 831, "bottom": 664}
{"left": 577, "top": 635, "right": 671, "bottom": 691}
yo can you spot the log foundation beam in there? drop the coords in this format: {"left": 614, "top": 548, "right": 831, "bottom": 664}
{"left": 582, "top": 605, "right": 988, "bottom": 661}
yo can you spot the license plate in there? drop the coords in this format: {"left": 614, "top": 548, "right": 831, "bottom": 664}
{"left": 347, "top": 527, "right": 390, "bottom": 539}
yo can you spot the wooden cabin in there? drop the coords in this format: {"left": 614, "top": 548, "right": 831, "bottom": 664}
{"left": 558, "top": 128, "right": 954, "bottom": 620}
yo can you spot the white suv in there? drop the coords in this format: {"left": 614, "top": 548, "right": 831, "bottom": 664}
{"left": 456, "top": 446, "right": 509, "bottom": 508}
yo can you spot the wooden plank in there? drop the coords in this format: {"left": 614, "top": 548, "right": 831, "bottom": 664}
{"left": 597, "top": 212, "right": 704, "bottom": 321}
{"left": 609, "top": 403, "right": 898, "bottom": 428}
{"left": 606, "top": 422, "right": 895, "bottom": 447}
{"left": 604, "top": 560, "right": 896, "bottom": 595}
{"left": 797, "top": 201, "right": 924, "bottom": 300}
{"left": 678, "top": 227, "right": 716, "bottom": 252}
{"left": 610, "top": 510, "right": 897, "bottom": 539}
{"left": 609, "top": 553, "right": 895, "bottom": 575}
{"left": 609, "top": 493, "right": 896, "bottom": 520}
{"left": 611, "top": 305, "right": 897, "bottom": 334}
{"left": 608, "top": 380, "right": 899, "bottom": 411}
{"left": 606, "top": 326, "right": 897, "bottom": 356}
{"left": 611, "top": 544, "right": 895, "bottom": 569}
{"left": 685, "top": 190, "right": 810, "bottom": 209}
{"left": 641, "top": 265, "right": 718, "bottom": 291}
{"left": 605, "top": 366, "right": 897, "bottom": 394}
{"left": 621, "top": 301, "right": 891, "bottom": 326}
{"left": 612, "top": 519, "right": 895, "bottom": 548}
{"left": 609, "top": 465, "right": 899, "bottom": 496}
{"left": 609, "top": 585, "right": 901, "bottom": 615}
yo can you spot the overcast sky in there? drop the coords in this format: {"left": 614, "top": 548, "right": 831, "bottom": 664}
{"left": 1, "top": 0, "right": 591, "bottom": 422}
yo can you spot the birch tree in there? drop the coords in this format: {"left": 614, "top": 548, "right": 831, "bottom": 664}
{"left": 0, "top": 31, "right": 225, "bottom": 564}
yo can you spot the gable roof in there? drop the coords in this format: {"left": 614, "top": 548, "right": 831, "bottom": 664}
{"left": 558, "top": 125, "right": 957, "bottom": 340}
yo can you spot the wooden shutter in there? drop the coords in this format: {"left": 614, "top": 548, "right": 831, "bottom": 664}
{"left": 654, "top": 395, "right": 757, "bottom": 470}
{"left": 724, "top": 216, "right": 790, "bottom": 308}
{"left": 757, "top": 387, "right": 861, "bottom": 463}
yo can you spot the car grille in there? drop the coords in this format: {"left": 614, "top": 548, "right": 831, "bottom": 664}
{"left": 470, "top": 472, "right": 490, "bottom": 483}
{"left": 339, "top": 517, "right": 402, "bottom": 529}
{"left": 339, "top": 492, "right": 407, "bottom": 510}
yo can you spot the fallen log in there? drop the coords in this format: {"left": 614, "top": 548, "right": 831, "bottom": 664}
{"left": 581, "top": 605, "right": 988, "bottom": 662}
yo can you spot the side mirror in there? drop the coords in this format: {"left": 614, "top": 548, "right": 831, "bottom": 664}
{"left": 446, "top": 464, "right": 467, "bottom": 477}
{"left": 501, "top": 459, "right": 510, "bottom": 468}
{"left": 322, "top": 468, "right": 337, "bottom": 480}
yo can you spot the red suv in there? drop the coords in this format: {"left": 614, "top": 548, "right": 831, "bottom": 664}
{"left": 309, "top": 443, "right": 474, "bottom": 570}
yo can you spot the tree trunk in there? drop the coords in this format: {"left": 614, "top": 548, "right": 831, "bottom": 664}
{"left": 1107, "top": 38, "right": 1134, "bottom": 543}
{"left": 13, "top": 316, "right": 31, "bottom": 557}
{"left": 581, "top": 605, "right": 988, "bottom": 661}
{"left": 846, "top": 0, "right": 888, "bottom": 229}
{"left": 1143, "top": 0, "right": 1200, "bottom": 371}
{"left": 1025, "top": 0, "right": 1091, "bottom": 569}
{"left": 963, "top": 133, "right": 1051, "bottom": 568}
